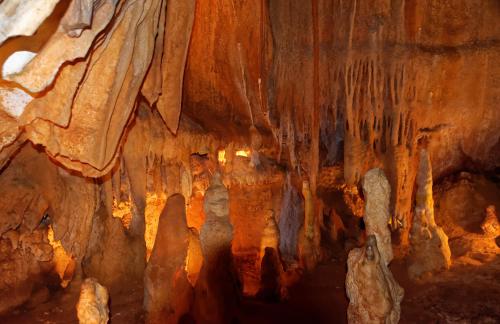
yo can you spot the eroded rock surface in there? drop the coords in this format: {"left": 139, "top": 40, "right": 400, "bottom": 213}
{"left": 361, "top": 168, "right": 393, "bottom": 265}
{"left": 346, "top": 235, "right": 404, "bottom": 324}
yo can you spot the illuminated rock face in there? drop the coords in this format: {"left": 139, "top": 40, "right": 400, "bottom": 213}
{"left": 193, "top": 173, "right": 238, "bottom": 324}
{"left": 346, "top": 235, "right": 404, "bottom": 324}
{"left": 409, "top": 149, "right": 451, "bottom": 279}
{"left": 362, "top": 169, "right": 393, "bottom": 265}
{"left": 76, "top": 278, "right": 109, "bottom": 324}
{"left": 144, "top": 194, "right": 193, "bottom": 324}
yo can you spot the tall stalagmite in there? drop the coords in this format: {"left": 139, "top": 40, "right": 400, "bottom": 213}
{"left": 193, "top": 173, "right": 238, "bottom": 323}
{"left": 144, "top": 194, "right": 193, "bottom": 324}
{"left": 361, "top": 168, "right": 393, "bottom": 265}
{"left": 408, "top": 149, "right": 451, "bottom": 279}
{"left": 298, "top": 180, "right": 321, "bottom": 271}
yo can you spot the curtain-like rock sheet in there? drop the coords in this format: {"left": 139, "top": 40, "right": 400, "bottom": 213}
{"left": 155, "top": 0, "right": 196, "bottom": 134}
{"left": 0, "top": 0, "right": 61, "bottom": 45}
{"left": 0, "top": 0, "right": 197, "bottom": 177}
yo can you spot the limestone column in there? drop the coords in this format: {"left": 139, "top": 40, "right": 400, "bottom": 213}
{"left": 361, "top": 168, "right": 393, "bottom": 265}
{"left": 408, "top": 149, "right": 451, "bottom": 279}
{"left": 144, "top": 194, "right": 193, "bottom": 324}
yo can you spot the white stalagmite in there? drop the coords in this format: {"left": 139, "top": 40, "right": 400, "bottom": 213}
{"left": 361, "top": 168, "right": 393, "bottom": 265}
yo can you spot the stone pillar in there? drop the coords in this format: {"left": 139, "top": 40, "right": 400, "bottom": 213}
{"left": 408, "top": 149, "right": 451, "bottom": 279}
{"left": 361, "top": 168, "right": 393, "bottom": 265}
{"left": 144, "top": 194, "right": 193, "bottom": 324}
{"left": 192, "top": 173, "right": 238, "bottom": 323}
{"left": 346, "top": 235, "right": 404, "bottom": 324}
{"left": 76, "top": 278, "right": 109, "bottom": 324}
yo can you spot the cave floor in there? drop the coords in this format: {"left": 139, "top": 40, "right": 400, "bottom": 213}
{"left": 1, "top": 254, "right": 499, "bottom": 324}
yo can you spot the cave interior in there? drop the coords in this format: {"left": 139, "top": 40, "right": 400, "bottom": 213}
{"left": 0, "top": 0, "right": 499, "bottom": 323}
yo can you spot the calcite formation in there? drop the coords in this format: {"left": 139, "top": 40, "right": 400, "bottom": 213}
{"left": 144, "top": 194, "right": 193, "bottom": 324}
{"left": 278, "top": 175, "right": 303, "bottom": 266}
{"left": 193, "top": 173, "right": 238, "bottom": 323}
{"left": 298, "top": 180, "right": 321, "bottom": 271}
{"left": 361, "top": 168, "right": 393, "bottom": 265}
{"left": 257, "top": 247, "right": 282, "bottom": 302}
{"left": 0, "top": 228, "right": 53, "bottom": 315}
{"left": 346, "top": 235, "right": 404, "bottom": 324}
{"left": 260, "top": 210, "right": 280, "bottom": 261}
{"left": 481, "top": 205, "right": 500, "bottom": 237}
{"left": 0, "top": 0, "right": 60, "bottom": 45}
{"left": 408, "top": 149, "right": 451, "bottom": 279}
{"left": 76, "top": 278, "right": 109, "bottom": 324}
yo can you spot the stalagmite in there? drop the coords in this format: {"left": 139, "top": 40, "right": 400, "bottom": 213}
{"left": 408, "top": 149, "right": 451, "bottom": 279}
{"left": 193, "top": 173, "right": 238, "bottom": 323}
{"left": 361, "top": 168, "right": 393, "bottom": 265}
{"left": 346, "top": 235, "right": 404, "bottom": 324}
{"left": 144, "top": 194, "right": 193, "bottom": 324}
{"left": 76, "top": 278, "right": 109, "bottom": 324}
{"left": 278, "top": 174, "right": 303, "bottom": 266}
{"left": 259, "top": 210, "right": 280, "bottom": 261}
{"left": 298, "top": 180, "right": 321, "bottom": 271}
{"left": 481, "top": 205, "right": 500, "bottom": 237}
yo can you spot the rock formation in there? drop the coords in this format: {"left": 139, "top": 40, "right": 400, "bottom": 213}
{"left": 346, "top": 235, "right": 404, "bottom": 324}
{"left": 193, "top": 173, "right": 238, "bottom": 323}
{"left": 408, "top": 149, "right": 451, "bottom": 279}
{"left": 278, "top": 174, "right": 303, "bottom": 266}
{"left": 260, "top": 210, "right": 280, "bottom": 262}
{"left": 144, "top": 194, "right": 193, "bottom": 324}
{"left": 481, "top": 205, "right": 500, "bottom": 237}
{"left": 76, "top": 278, "right": 109, "bottom": 324}
{"left": 257, "top": 247, "right": 282, "bottom": 302}
{"left": 298, "top": 180, "right": 321, "bottom": 271}
{"left": 361, "top": 168, "right": 393, "bottom": 265}
{"left": 0, "top": 227, "right": 53, "bottom": 315}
